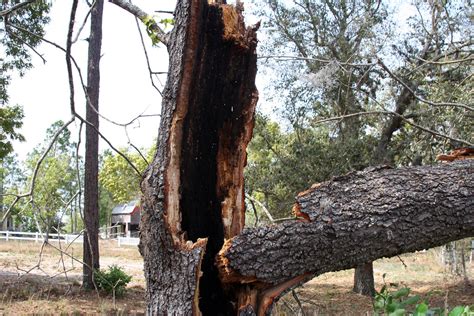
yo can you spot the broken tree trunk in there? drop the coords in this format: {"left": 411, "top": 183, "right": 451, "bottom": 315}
{"left": 138, "top": 0, "right": 473, "bottom": 314}
{"left": 139, "top": 0, "right": 258, "bottom": 314}
{"left": 218, "top": 160, "right": 474, "bottom": 314}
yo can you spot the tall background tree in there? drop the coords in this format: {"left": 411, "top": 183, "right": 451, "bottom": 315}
{"left": 98, "top": 145, "right": 154, "bottom": 227}
{"left": 21, "top": 121, "right": 78, "bottom": 234}
{"left": 0, "top": 152, "right": 24, "bottom": 230}
{"left": 247, "top": 0, "right": 473, "bottom": 295}
{"left": 82, "top": 0, "right": 104, "bottom": 289}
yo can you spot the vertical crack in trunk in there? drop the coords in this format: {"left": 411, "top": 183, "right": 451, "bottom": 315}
{"left": 140, "top": 0, "right": 258, "bottom": 314}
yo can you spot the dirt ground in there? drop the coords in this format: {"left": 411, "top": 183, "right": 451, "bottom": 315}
{"left": 0, "top": 240, "right": 473, "bottom": 315}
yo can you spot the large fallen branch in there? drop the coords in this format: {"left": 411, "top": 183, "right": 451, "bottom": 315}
{"left": 137, "top": 0, "right": 473, "bottom": 314}
{"left": 218, "top": 160, "right": 473, "bottom": 313}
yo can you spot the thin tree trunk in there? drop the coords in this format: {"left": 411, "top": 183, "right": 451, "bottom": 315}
{"left": 358, "top": 80, "right": 420, "bottom": 296}
{"left": 353, "top": 262, "right": 375, "bottom": 296}
{"left": 0, "top": 166, "right": 5, "bottom": 231}
{"left": 82, "top": 0, "right": 103, "bottom": 289}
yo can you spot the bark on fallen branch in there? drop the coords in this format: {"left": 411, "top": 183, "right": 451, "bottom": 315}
{"left": 218, "top": 160, "right": 474, "bottom": 290}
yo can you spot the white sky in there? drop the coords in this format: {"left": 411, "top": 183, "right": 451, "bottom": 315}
{"left": 8, "top": 0, "right": 413, "bottom": 160}
{"left": 9, "top": 0, "right": 177, "bottom": 159}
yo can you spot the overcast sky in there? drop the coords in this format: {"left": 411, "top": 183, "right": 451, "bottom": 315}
{"left": 9, "top": 0, "right": 177, "bottom": 159}
{"left": 8, "top": 0, "right": 412, "bottom": 160}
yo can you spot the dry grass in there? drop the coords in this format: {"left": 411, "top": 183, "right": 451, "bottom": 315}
{"left": 0, "top": 240, "right": 473, "bottom": 315}
{"left": 275, "top": 251, "right": 474, "bottom": 315}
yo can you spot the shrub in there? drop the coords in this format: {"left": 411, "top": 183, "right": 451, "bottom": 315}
{"left": 94, "top": 265, "right": 132, "bottom": 297}
{"left": 373, "top": 277, "right": 473, "bottom": 316}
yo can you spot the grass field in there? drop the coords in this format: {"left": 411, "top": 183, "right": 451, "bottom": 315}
{"left": 0, "top": 240, "right": 472, "bottom": 315}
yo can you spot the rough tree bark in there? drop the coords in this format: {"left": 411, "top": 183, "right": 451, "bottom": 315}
{"left": 138, "top": 0, "right": 473, "bottom": 314}
{"left": 139, "top": 0, "right": 258, "bottom": 314}
{"left": 218, "top": 161, "right": 473, "bottom": 313}
{"left": 83, "top": 0, "right": 103, "bottom": 289}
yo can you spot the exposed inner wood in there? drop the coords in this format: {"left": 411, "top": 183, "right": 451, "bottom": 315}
{"left": 164, "top": 0, "right": 203, "bottom": 246}
{"left": 192, "top": 238, "right": 208, "bottom": 316}
{"left": 139, "top": 0, "right": 259, "bottom": 313}
{"left": 237, "top": 286, "right": 258, "bottom": 314}
{"left": 257, "top": 273, "right": 312, "bottom": 316}
{"left": 437, "top": 147, "right": 474, "bottom": 162}
{"left": 156, "top": 1, "right": 259, "bottom": 313}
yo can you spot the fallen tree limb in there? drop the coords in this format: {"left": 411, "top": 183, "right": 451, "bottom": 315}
{"left": 218, "top": 160, "right": 473, "bottom": 313}
{"left": 136, "top": 0, "right": 473, "bottom": 314}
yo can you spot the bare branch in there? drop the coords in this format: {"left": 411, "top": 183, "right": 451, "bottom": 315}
{"left": 5, "top": 28, "right": 46, "bottom": 63}
{"left": 72, "top": 0, "right": 97, "bottom": 44}
{"left": 108, "top": 0, "right": 168, "bottom": 45}
{"left": 365, "top": 93, "right": 474, "bottom": 147}
{"left": 128, "top": 142, "right": 149, "bottom": 166}
{"left": 65, "top": 0, "right": 79, "bottom": 115}
{"left": 311, "top": 107, "right": 473, "bottom": 147}
{"left": 61, "top": 3, "right": 142, "bottom": 176}
{"left": 154, "top": 10, "right": 174, "bottom": 15}
{"left": 291, "top": 290, "right": 306, "bottom": 316}
{"left": 8, "top": 22, "right": 161, "bottom": 129}
{"left": 1, "top": 118, "right": 75, "bottom": 225}
{"left": 258, "top": 54, "right": 375, "bottom": 67}
{"left": 311, "top": 111, "right": 395, "bottom": 125}
{"left": 0, "top": 0, "right": 36, "bottom": 16}
{"left": 378, "top": 59, "right": 474, "bottom": 112}
{"left": 415, "top": 55, "right": 474, "bottom": 65}
{"left": 247, "top": 196, "right": 259, "bottom": 227}
{"left": 245, "top": 193, "right": 274, "bottom": 223}
{"left": 133, "top": 13, "right": 164, "bottom": 96}
{"left": 75, "top": 121, "right": 83, "bottom": 222}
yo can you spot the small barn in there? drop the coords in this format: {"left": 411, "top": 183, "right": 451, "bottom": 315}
{"left": 111, "top": 200, "right": 141, "bottom": 237}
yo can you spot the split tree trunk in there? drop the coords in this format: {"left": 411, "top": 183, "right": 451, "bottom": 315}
{"left": 218, "top": 161, "right": 473, "bottom": 313}
{"left": 139, "top": 0, "right": 258, "bottom": 314}
{"left": 139, "top": 0, "right": 474, "bottom": 314}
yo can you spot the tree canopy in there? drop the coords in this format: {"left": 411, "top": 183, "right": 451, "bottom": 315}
{"left": 246, "top": 0, "right": 473, "bottom": 218}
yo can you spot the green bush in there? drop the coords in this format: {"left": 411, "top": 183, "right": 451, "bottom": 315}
{"left": 94, "top": 265, "right": 132, "bottom": 297}
{"left": 373, "top": 277, "right": 474, "bottom": 316}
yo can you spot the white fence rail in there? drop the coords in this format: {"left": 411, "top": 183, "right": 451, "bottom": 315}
{"left": 0, "top": 230, "right": 139, "bottom": 247}
{"left": 0, "top": 231, "right": 83, "bottom": 244}
{"left": 117, "top": 236, "right": 140, "bottom": 247}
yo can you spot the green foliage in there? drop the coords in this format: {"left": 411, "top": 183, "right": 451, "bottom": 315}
{"left": 20, "top": 121, "right": 79, "bottom": 232}
{"left": 99, "top": 147, "right": 151, "bottom": 204}
{"left": 1, "top": 0, "right": 51, "bottom": 103}
{"left": 0, "top": 105, "right": 25, "bottom": 158}
{"left": 245, "top": 114, "right": 376, "bottom": 218}
{"left": 141, "top": 15, "right": 174, "bottom": 46}
{"left": 142, "top": 15, "right": 160, "bottom": 45}
{"left": 373, "top": 278, "right": 474, "bottom": 316}
{"left": 98, "top": 144, "right": 154, "bottom": 226}
{"left": 246, "top": 0, "right": 472, "bottom": 221}
{"left": 98, "top": 182, "right": 114, "bottom": 227}
{"left": 159, "top": 18, "right": 174, "bottom": 28}
{"left": 94, "top": 265, "right": 132, "bottom": 297}
{"left": 1, "top": 0, "right": 51, "bottom": 160}
{"left": 99, "top": 151, "right": 140, "bottom": 204}
{"left": 373, "top": 284, "right": 422, "bottom": 315}
{"left": 0, "top": 153, "right": 25, "bottom": 223}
